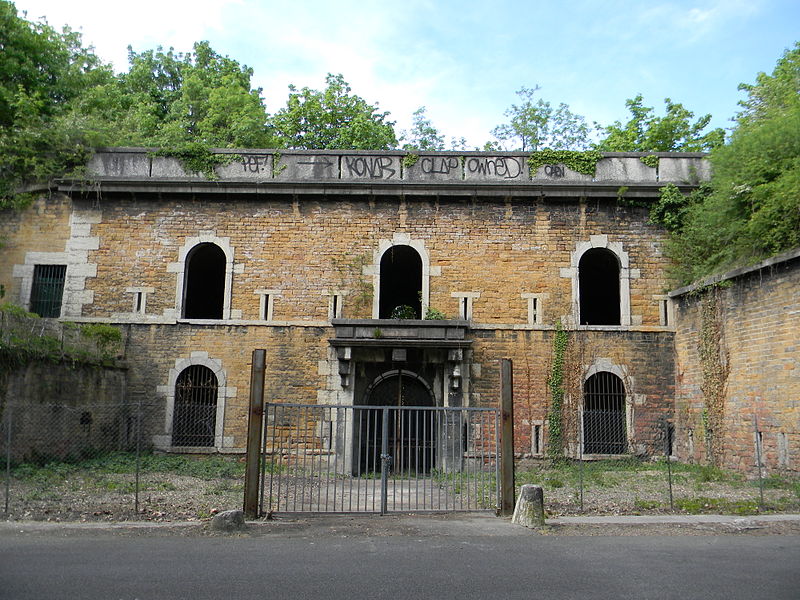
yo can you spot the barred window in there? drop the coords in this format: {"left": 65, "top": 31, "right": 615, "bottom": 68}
{"left": 30, "top": 265, "right": 66, "bottom": 318}
{"left": 171, "top": 365, "right": 218, "bottom": 447}
{"left": 583, "top": 372, "right": 626, "bottom": 454}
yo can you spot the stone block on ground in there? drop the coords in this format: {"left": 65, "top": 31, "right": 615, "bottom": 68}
{"left": 211, "top": 509, "right": 245, "bottom": 531}
{"left": 512, "top": 484, "right": 545, "bottom": 528}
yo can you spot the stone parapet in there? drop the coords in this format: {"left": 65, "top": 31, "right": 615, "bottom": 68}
{"left": 80, "top": 148, "right": 709, "bottom": 195}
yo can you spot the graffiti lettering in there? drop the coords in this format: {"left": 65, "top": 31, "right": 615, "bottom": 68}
{"left": 543, "top": 164, "right": 565, "bottom": 178}
{"left": 241, "top": 154, "right": 270, "bottom": 173}
{"left": 466, "top": 157, "right": 522, "bottom": 179}
{"left": 420, "top": 156, "right": 460, "bottom": 174}
{"left": 344, "top": 156, "right": 397, "bottom": 179}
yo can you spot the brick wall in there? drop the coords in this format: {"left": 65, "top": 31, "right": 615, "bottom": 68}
{"left": 673, "top": 250, "right": 800, "bottom": 474}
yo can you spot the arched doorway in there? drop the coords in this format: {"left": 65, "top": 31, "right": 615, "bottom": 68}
{"left": 171, "top": 365, "right": 218, "bottom": 447}
{"left": 183, "top": 243, "right": 226, "bottom": 319}
{"left": 579, "top": 248, "right": 621, "bottom": 325}
{"left": 357, "top": 370, "right": 436, "bottom": 473}
{"left": 379, "top": 245, "right": 422, "bottom": 318}
{"left": 583, "top": 371, "right": 627, "bottom": 454}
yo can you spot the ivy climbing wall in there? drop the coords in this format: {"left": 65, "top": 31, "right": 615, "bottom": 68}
{"left": 672, "top": 249, "right": 800, "bottom": 474}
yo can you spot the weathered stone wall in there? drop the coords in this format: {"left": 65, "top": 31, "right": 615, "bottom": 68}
{"left": 76, "top": 194, "right": 673, "bottom": 327}
{"left": 672, "top": 250, "right": 800, "bottom": 474}
{"left": 471, "top": 329, "right": 675, "bottom": 457}
{"left": 1, "top": 150, "right": 701, "bottom": 457}
{"left": 0, "top": 361, "right": 128, "bottom": 462}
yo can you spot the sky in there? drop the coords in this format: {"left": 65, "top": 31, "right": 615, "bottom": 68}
{"left": 10, "top": 0, "right": 800, "bottom": 148}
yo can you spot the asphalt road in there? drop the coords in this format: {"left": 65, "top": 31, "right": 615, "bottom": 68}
{"left": 1, "top": 515, "right": 798, "bottom": 600}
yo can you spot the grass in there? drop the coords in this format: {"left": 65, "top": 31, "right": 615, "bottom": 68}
{"left": 10, "top": 451, "right": 247, "bottom": 483}
{"left": 515, "top": 458, "right": 800, "bottom": 515}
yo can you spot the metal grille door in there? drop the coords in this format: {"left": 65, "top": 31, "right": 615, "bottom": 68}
{"left": 171, "top": 365, "right": 218, "bottom": 447}
{"left": 262, "top": 403, "right": 500, "bottom": 514}
{"left": 583, "top": 372, "right": 627, "bottom": 454}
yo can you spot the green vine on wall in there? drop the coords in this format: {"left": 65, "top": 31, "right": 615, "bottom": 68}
{"left": 546, "top": 320, "right": 569, "bottom": 460}
{"left": 639, "top": 154, "right": 659, "bottom": 169}
{"left": 153, "top": 143, "right": 238, "bottom": 180}
{"left": 696, "top": 286, "right": 729, "bottom": 466}
{"left": 528, "top": 149, "right": 603, "bottom": 176}
{"left": 402, "top": 153, "right": 419, "bottom": 169}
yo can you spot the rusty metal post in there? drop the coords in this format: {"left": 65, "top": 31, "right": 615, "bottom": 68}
{"left": 243, "top": 350, "right": 266, "bottom": 519}
{"left": 499, "top": 359, "right": 515, "bottom": 516}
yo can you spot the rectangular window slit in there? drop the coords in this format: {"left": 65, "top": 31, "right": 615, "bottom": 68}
{"left": 262, "top": 294, "right": 271, "bottom": 321}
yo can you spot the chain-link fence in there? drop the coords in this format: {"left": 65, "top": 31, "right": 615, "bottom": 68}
{"left": 516, "top": 417, "right": 800, "bottom": 516}
{"left": 1, "top": 399, "right": 797, "bottom": 521}
{"left": 0, "top": 401, "right": 246, "bottom": 521}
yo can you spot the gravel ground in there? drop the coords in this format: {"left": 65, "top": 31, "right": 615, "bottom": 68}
{"left": 2, "top": 463, "right": 798, "bottom": 523}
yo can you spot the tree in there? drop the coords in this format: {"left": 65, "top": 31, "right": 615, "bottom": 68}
{"left": 401, "top": 106, "right": 444, "bottom": 151}
{"left": 491, "top": 86, "right": 591, "bottom": 151}
{"left": 270, "top": 74, "right": 397, "bottom": 150}
{"left": 0, "top": 1, "right": 114, "bottom": 206}
{"left": 596, "top": 94, "right": 724, "bottom": 152}
{"left": 664, "top": 42, "right": 800, "bottom": 284}
{"left": 97, "top": 41, "right": 272, "bottom": 148}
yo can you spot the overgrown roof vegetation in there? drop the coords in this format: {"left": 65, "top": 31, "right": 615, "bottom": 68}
{"left": 0, "top": 1, "right": 797, "bottom": 285}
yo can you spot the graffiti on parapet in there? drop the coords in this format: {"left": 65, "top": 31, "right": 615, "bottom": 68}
{"left": 344, "top": 156, "right": 397, "bottom": 179}
{"left": 543, "top": 165, "right": 566, "bottom": 178}
{"left": 420, "top": 156, "right": 460, "bottom": 174}
{"left": 240, "top": 154, "right": 270, "bottom": 173}
{"left": 466, "top": 157, "right": 522, "bottom": 179}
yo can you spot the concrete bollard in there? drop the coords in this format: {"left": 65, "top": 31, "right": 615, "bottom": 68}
{"left": 511, "top": 484, "right": 545, "bottom": 528}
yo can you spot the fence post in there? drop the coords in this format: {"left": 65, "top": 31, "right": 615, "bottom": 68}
{"left": 3, "top": 404, "right": 11, "bottom": 516}
{"left": 244, "top": 350, "right": 267, "bottom": 519}
{"left": 380, "top": 407, "right": 390, "bottom": 516}
{"left": 135, "top": 399, "right": 141, "bottom": 515}
{"left": 499, "top": 359, "right": 515, "bottom": 517}
{"left": 754, "top": 414, "right": 764, "bottom": 508}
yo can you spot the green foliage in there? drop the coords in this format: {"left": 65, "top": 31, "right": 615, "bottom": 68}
{"left": 402, "top": 153, "right": 419, "bottom": 168}
{"left": 639, "top": 154, "right": 659, "bottom": 169}
{"left": 80, "top": 323, "right": 122, "bottom": 357}
{"left": 270, "top": 73, "right": 397, "bottom": 150}
{"left": 424, "top": 307, "right": 447, "bottom": 320}
{"left": 528, "top": 149, "right": 603, "bottom": 176}
{"left": 402, "top": 106, "right": 445, "bottom": 151}
{"left": 0, "top": 1, "right": 112, "bottom": 208}
{"left": 595, "top": 94, "right": 724, "bottom": 152}
{"left": 546, "top": 321, "right": 569, "bottom": 460}
{"left": 153, "top": 142, "right": 237, "bottom": 179}
{"left": 0, "top": 302, "right": 37, "bottom": 318}
{"left": 492, "top": 85, "right": 592, "bottom": 151}
{"left": 390, "top": 305, "right": 417, "bottom": 319}
{"left": 665, "top": 42, "right": 800, "bottom": 285}
{"left": 105, "top": 42, "right": 272, "bottom": 149}
{"left": 648, "top": 183, "right": 696, "bottom": 232}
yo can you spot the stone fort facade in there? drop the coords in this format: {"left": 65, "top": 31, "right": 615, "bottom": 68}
{"left": 3, "top": 148, "right": 794, "bottom": 473}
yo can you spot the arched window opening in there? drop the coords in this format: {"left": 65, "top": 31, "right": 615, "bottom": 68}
{"left": 583, "top": 372, "right": 626, "bottom": 454}
{"left": 379, "top": 245, "right": 422, "bottom": 318}
{"left": 172, "top": 365, "right": 218, "bottom": 447}
{"left": 579, "top": 248, "right": 620, "bottom": 325}
{"left": 357, "top": 371, "right": 435, "bottom": 474}
{"left": 183, "top": 243, "right": 226, "bottom": 319}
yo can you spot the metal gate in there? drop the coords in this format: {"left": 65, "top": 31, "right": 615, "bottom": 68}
{"left": 261, "top": 403, "right": 500, "bottom": 514}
